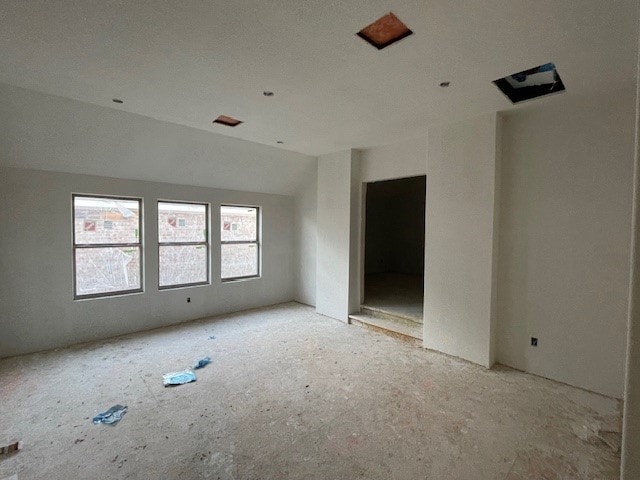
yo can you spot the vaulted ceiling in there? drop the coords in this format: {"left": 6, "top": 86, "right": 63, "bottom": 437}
{"left": 0, "top": 0, "right": 637, "bottom": 155}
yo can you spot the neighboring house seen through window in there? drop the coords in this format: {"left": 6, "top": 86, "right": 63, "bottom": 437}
{"left": 221, "top": 205, "right": 260, "bottom": 281}
{"left": 158, "top": 201, "right": 209, "bottom": 289}
{"left": 73, "top": 195, "right": 143, "bottom": 299}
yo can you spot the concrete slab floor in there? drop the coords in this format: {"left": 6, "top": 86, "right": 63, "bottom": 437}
{"left": 0, "top": 303, "right": 621, "bottom": 479}
{"left": 363, "top": 273, "right": 423, "bottom": 323}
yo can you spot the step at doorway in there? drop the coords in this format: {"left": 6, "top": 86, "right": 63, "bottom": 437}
{"left": 349, "top": 306, "right": 422, "bottom": 343}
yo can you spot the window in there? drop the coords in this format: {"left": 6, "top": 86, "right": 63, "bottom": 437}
{"left": 73, "top": 195, "right": 142, "bottom": 299}
{"left": 220, "top": 205, "right": 260, "bottom": 281}
{"left": 158, "top": 201, "right": 209, "bottom": 289}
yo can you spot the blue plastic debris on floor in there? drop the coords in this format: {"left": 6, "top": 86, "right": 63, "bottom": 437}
{"left": 192, "top": 357, "right": 211, "bottom": 369}
{"left": 163, "top": 369, "right": 197, "bottom": 386}
{"left": 92, "top": 404, "right": 128, "bottom": 425}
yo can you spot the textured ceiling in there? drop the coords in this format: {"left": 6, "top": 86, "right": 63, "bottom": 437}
{"left": 0, "top": 0, "right": 637, "bottom": 155}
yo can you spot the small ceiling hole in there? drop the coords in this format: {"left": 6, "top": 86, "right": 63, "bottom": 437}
{"left": 493, "top": 62, "right": 565, "bottom": 104}
{"left": 276, "top": 140, "right": 284, "bottom": 144}
{"left": 356, "top": 12, "right": 413, "bottom": 50}
{"left": 263, "top": 91, "right": 274, "bottom": 97}
{"left": 112, "top": 99, "right": 124, "bottom": 104}
{"left": 213, "top": 115, "right": 243, "bottom": 127}
{"left": 439, "top": 81, "right": 450, "bottom": 88}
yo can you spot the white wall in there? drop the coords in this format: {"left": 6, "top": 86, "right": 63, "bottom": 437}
{"left": 305, "top": 95, "right": 634, "bottom": 400}
{"left": 0, "top": 82, "right": 315, "bottom": 196}
{"left": 316, "top": 151, "right": 356, "bottom": 321}
{"left": 497, "top": 90, "right": 635, "bottom": 398}
{"left": 293, "top": 160, "right": 318, "bottom": 306}
{"left": 424, "top": 113, "right": 499, "bottom": 368}
{"left": 295, "top": 137, "right": 428, "bottom": 311}
{"left": 622, "top": 34, "right": 640, "bottom": 479}
{"left": 0, "top": 167, "right": 295, "bottom": 357}
{"left": 490, "top": 118, "right": 503, "bottom": 366}
{"left": 348, "top": 150, "right": 362, "bottom": 314}
{"left": 360, "top": 137, "right": 427, "bottom": 183}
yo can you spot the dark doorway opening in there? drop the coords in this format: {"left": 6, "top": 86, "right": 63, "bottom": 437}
{"left": 363, "top": 175, "right": 425, "bottom": 324}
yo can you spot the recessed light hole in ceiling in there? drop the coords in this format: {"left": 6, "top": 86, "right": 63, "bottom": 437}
{"left": 493, "top": 63, "right": 565, "bottom": 104}
{"left": 356, "top": 12, "right": 413, "bottom": 50}
{"left": 213, "top": 115, "right": 243, "bottom": 127}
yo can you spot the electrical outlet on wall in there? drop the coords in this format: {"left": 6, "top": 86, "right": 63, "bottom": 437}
{"left": 187, "top": 297, "right": 191, "bottom": 303}
{"left": 531, "top": 337, "right": 538, "bottom": 347}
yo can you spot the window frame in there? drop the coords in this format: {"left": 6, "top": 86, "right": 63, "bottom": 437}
{"left": 157, "top": 200, "right": 210, "bottom": 290}
{"left": 220, "top": 204, "right": 261, "bottom": 282}
{"left": 72, "top": 193, "right": 144, "bottom": 300}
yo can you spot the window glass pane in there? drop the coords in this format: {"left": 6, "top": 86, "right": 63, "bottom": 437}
{"left": 75, "top": 247, "right": 141, "bottom": 296}
{"left": 159, "top": 202, "right": 207, "bottom": 243}
{"left": 74, "top": 197, "right": 140, "bottom": 245}
{"left": 159, "top": 245, "right": 208, "bottom": 287}
{"left": 221, "top": 206, "right": 257, "bottom": 242}
{"left": 221, "top": 243, "right": 258, "bottom": 279}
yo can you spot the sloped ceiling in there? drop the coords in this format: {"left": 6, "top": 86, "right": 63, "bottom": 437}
{"left": 0, "top": 0, "right": 637, "bottom": 156}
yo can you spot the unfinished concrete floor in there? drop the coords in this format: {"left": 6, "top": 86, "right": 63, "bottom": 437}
{"left": 363, "top": 273, "right": 424, "bottom": 323}
{"left": 0, "top": 303, "right": 621, "bottom": 479}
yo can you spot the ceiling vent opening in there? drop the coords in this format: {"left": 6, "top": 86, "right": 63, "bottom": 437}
{"left": 213, "top": 115, "right": 243, "bottom": 127}
{"left": 357, "top": 12, "right": 413, "bottom": 50}
{"left": 493, "top": 63, "right": 565, "bottom": 104}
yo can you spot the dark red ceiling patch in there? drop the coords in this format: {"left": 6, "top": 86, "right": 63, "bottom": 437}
{"left": 357, "top": 12, "right": 413, "bottom": 50}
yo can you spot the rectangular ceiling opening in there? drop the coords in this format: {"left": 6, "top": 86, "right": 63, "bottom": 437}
{"left": 213, "top": 115, "right": 243, "bottom": 127}
{"left": 493, "top": 62, "right": 565, "bottom": 104}
{"left": 357, "top": 12, "right": 413, "bottom": 50}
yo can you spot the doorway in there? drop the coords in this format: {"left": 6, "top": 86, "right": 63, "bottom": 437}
{"left": 363, "top": 175, "right": 425, "bottom": 324}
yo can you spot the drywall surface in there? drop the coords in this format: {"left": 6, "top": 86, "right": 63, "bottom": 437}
{"left": 425, "top": 113, "right": 498, "bottom": 368}
{"left": 0, "top": 167, "right": 294, "bottom": 357}
{"left": 293, "top": 161, "right": 318, "bottom": 306}
{"left": 622, "top": 46, "right": 640, "bottom": 476}
{"left": 489, "top": 116, "right": 503, "bottom": 366}
{"left": 359, "top": 137, "right": 427, "bottom": 184}
{"left": 348, "top": 150, "right": 362, "bottom": 314}
{"left": 0, "top": 82, "right": 315, "bottom": 195}
{"left": 316, "top": 151, "right": 353, "bottom": 321}
{"left": 497, "top": 91, "right": 635, "bottom": 398}
{"left": 365, "top": 176, "right": 426, "bottom": 276}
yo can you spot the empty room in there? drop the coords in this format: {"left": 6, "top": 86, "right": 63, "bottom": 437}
{"left": 1, "top": 1, "right": 640, "bottom": 479}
